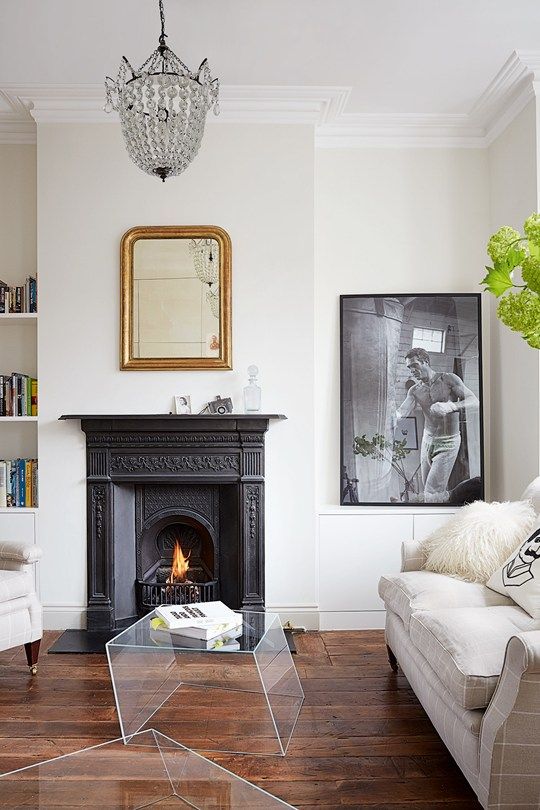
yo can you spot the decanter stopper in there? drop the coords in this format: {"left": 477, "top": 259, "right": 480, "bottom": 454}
{"left": 243, "top": 365, "right": 262, "bottom": 413}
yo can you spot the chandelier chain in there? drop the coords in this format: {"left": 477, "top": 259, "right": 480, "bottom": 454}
{"left": 159, "top": 0, "right": 167, "bottom": 45}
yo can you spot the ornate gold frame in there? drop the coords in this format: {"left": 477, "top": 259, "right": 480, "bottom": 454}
{"left": 120, "top": 225, "right": 232, "bottom": 370}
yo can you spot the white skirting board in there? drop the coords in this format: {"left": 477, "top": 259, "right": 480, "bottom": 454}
{"left": 319, "top": 610, "right": 386, "bottom": 630}
{"left": 43, "top": 605, "right": 86, "bottom": 630}
{"left": 43, "top": 605, "right": 387, "bottom": 632}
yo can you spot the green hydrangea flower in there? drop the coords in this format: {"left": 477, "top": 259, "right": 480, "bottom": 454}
{"left": 522, "top": 256, "right": 540, "bottom": 294}
{"left": 524, "top": 213, "right": 540, "bottom": 246}
{"left": 497, "top": 289, "right": 540, "bottom": 349}
{"left": 487, "top": 226, "right": 521, "bottom": 264}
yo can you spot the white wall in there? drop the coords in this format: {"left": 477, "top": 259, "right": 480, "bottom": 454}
{"left": 315, "top": 147, "right": 491, "bottom": 505}
{"left": 488, "top": 100, "right": 540, "bottom": 499}
{"left": 36, "top": 123, "right": 316, "bottom": 628}
{"left": 314, "top": 147, "right": 491, "bottom": 627}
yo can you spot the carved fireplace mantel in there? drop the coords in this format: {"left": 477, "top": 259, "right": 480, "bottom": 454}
{"left": 60, "top": 414, "right": 285, "bottom": 631}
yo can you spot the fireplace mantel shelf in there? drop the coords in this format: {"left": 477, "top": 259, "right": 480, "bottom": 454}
{"left": 60, "top": 414, "right": 286, "bottom": 422}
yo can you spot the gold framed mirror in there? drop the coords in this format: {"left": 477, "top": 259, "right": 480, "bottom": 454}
{"left": 120, "top": 225, "right": 232, "bottom": 370}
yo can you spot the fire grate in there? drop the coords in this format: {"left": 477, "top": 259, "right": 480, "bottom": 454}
{"left": 136, "top": 579, "right": 218, "bottom": 614}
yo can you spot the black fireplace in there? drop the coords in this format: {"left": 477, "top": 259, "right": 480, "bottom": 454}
{"left": 60, "top": 414, "right": 284, "bottom": 631}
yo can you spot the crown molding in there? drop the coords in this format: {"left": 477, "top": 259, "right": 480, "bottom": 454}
{"left": 0, "top": 89, "right": 36, "bottom": 144}
{"left": 0, "top": 84, "right": 350, "bottom": 129}
{"left": 1, "top": 51, "right": 540, "bottom": 147}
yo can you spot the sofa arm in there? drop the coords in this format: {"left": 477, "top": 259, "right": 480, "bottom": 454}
{"left": 0, "top": 541, "right": 42, "bottom": 565}
{"left": 478, "top": 631, "right": 540, "bottom": 809}
{"left": 400, "top": 540, "right": 427, "bottom": 572}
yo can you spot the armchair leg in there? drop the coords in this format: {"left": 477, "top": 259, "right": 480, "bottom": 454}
{"left": 24, "top": 639, "right": 41, "bottom": 675}
{"left": 386, "top": 644, "right": 398, "bottom": 673}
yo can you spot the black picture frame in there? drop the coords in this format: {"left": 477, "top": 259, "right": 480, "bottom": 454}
{"left": 340, "top": 293, "right": 484, "bottom": 507}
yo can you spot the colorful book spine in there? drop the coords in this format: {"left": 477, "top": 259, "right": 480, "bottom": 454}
{"left": 0, "top": 373, "right": 38, "bottom": 416}
{"left": 0, "top": 462, "right": 6, "bottom": 508}
{"left": 0, "top": 277, "right": 37, "bottom": 315}
{"left": 0, "top": 459, "right": 37, "bottom": 507}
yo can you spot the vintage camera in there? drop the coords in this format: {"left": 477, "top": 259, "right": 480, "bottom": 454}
{"left": 206, "top": 395, "right": 233, "bottom": 415}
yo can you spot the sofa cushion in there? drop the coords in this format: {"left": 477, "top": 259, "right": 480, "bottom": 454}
{"left": 486, "top": 521, "right": 540, "bottom": 619}
{"left": 0, "top": 569, "right": 33, "bottom": 604}
{"left": 409, "top": 606, "right": 540, "bottom": 709}
{"left": 378, "top": 570, "right": 512, "bottom": 629}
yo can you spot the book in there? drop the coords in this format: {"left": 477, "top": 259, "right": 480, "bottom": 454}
{"left": 30, "top": 379, "right": 37, "bottom": 416}
{"left": 0, "top": 458, "right": 38, "bottom": 507}
{"left": 0, "top": 462, "right": 6, "bottom": 508}
{"left": 0, "top": 277, "right": 37, "bottom": 314}
{"left": 150, "top": 619, "right": 242, "bottom": 650}
{"left": 0, "top": 373, "right": 38, "bottom": 416}
{"left": 155, "top": 600, "right": 243, "bottom": 640}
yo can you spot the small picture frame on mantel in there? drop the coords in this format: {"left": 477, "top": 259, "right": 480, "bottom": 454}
{"left": 174, "top": 395, "right": 192, "bottom": 414}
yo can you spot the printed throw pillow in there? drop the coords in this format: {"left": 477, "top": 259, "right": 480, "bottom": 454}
{"left": 486, "top": 521, "right": 540, "bottom": 619}
{"left": 422, "top": 500, "right": 536, "bottom": 583}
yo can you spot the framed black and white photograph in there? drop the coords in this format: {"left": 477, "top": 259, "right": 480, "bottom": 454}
{"left": 174, "top": 395, "right": 192, "bottom": 414}
{"left": 340, "top": 294, "right": 484, "bottom": 506}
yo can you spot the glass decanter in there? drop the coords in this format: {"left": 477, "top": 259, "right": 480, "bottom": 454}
{"left": 243, "top": 364, "right": 262, "bottom": 413}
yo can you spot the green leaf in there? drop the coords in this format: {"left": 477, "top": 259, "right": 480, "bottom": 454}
{"left": 481, "top": 266, "right": 514, "bottom": 297}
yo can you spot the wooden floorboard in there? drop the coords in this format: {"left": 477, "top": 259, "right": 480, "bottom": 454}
{"left": 0, "top": 630, "right": 482, "bottom": 808}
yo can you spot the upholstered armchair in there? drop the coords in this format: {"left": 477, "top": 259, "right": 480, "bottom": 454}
{"left": 0, "top": 541, "right": 42, "bottom": 673}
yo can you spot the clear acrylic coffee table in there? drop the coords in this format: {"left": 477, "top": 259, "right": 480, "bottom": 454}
{"left": 0, "top": 729, "right": 296, "bottom": 808}
{"left": 106, "top": 610, "right": 304, "bottom": 757}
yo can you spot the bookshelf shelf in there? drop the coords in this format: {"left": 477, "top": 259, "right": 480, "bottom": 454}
{"left": 0, "top": 507, "right": 38, "bottom": 514}
{"left": 0, "top": 313, "right": 37, "bottom": 321}
{"left": 0, "top": 416, "right": 38, "bottom": 422}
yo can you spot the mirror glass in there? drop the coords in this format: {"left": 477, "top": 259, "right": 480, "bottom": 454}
{"left": 121, "top": 227, "right": 232, "bottom": 370}
{"left": 133, "top": 238, "right": 220, "bottom": 359}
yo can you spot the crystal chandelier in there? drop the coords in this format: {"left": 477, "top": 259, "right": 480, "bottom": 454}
{"left": 189, "top": 239, "right": 219, "bottom": 318}
{"left": 104, "top": 0, "right": 220, "bottom": 181}
{"left": 189, "top": 239, "right": 218, "bottom": 285}
{"left": 206, "top": 284, "right": 220, "bottom": 319}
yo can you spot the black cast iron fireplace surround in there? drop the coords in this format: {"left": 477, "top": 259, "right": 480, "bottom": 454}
{"left": 60, "top": 414, "right": 285, "bottom": 632}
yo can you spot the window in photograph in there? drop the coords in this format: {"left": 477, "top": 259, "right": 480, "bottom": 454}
{"left": 412, "top": 326, "right": 446, "bottom": 353}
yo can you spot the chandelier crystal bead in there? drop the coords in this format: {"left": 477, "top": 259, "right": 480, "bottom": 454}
{"left": 104, "top": 0, "right": 219, "bottom": 181}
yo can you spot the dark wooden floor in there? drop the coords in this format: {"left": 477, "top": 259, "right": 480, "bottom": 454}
{"left": 0, "top": 630, "right": 481, "bottom": 809}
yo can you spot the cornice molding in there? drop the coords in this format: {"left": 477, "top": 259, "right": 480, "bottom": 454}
{"left": 1, "top": 51, "right": 540, "bottom": 147}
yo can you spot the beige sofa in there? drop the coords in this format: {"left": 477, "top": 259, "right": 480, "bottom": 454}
{"left": 378, "top": 491, "right": 540, "bottom": 809}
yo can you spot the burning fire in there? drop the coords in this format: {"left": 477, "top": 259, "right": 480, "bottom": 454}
{"left": 167, "top": 540, "right": 191, "bottom": 584}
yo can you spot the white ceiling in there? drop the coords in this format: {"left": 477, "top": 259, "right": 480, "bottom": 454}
{"left": 1, "top": 0, "right": 540, "bottom": 115}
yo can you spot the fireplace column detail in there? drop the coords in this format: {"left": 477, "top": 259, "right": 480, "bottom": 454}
{"left": 87, "top": 449, "right": 114, "bottom": 631}
{"left": 240, "top": 430, "right": 265, "bottom": 610}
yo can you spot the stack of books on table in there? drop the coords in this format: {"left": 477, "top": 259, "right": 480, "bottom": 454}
{"left": 150, "top": 600, "right": 243, "bottom": 650}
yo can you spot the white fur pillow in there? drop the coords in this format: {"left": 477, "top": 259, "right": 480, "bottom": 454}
{"left": 421, "top": 500, "right": 536, "bottom": 583}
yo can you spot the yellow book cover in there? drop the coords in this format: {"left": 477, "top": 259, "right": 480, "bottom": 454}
{"left": 25, "top": 460, "right": 32, "bottom": 507}
{"left": 31, "top": 379, "right": 37, "bottom": 416}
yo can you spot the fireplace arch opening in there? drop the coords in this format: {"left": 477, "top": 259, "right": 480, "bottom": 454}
{"left": 137, "top": 513, "right": 218, "bottom": 613}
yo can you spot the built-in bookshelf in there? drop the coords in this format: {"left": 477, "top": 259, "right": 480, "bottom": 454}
{"left": 0, "top": 278, "right": 38, "bottom": 513}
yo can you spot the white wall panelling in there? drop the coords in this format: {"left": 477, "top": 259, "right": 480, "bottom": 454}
{"left": 318, "top": 511, "right": 455, "bottom": 629}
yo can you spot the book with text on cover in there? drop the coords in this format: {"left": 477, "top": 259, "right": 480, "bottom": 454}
{"left": 155, "top": 600, "right": 242, "bottom": 640}
{"left": 150, "top": 619, "right": 242, "bottom": 650}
